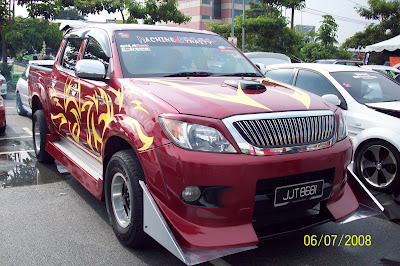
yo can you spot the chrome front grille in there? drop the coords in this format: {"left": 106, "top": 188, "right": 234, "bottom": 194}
{"left": 222, "top": 111, "right": 337, "bottom": 155}
{"left": 233, "top": 115, "right": 335, "bottom": 148}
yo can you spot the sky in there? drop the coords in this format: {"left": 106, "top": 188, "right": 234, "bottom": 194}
{"left": 14, "top": 0, "right": 378, "bottom": 45}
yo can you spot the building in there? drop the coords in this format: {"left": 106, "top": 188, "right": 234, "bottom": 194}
{"left": 169, "top": 0, "right": 254, "bottom": 31}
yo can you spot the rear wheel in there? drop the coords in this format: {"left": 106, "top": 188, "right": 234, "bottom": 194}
{"left": 16, "top": 92, "right": 28, "bottom": 116}
{"left": 0, "top": 125, "right": 5, "bottom": 134}
{"left": 32, "top": 110, "right": 54, "bottom": 163}
{"left": 355, "top": 139, "right": 400, "bottom": 192}
{"left": 105, "top": 150, "right": 151, "bottom": 248}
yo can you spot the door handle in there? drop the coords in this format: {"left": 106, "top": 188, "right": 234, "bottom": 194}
{"left": 96, "top": 95, "right": 105, "bottom": 101}
{"left": 71, "top": 84, "right": 78, "bottom": 96}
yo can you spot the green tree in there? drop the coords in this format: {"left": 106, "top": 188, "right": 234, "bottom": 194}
{"left": 343, "top": 0, "right": 400, "bottom": 50}
{"left": 5, "top": 17, "right": 63, "bottom": 58}
{"left": 298, "top": 15, "right": 351, "bottom": 62}
{"left": 18, "top": 0, "right": 191, "bottom": 25}
{"left": 207, "top": 13, "right": 303, "bottom": 57}
{"left": 316, "top": 15, "right": 338, "bottom": 46}
{"left": 55, "top": 7, "right": 86, "bottom": 20}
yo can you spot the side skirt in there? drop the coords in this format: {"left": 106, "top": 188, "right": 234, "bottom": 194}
{"left": 139, "top": 181, "right": 257, "bottom": 265}
{"left": 45, "top": 136, "right": 103, "bottom": 200}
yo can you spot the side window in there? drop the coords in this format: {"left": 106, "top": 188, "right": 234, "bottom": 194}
{"left": 83, "top": 39, "right": 110, "bottom": 73}
{"left": 295, "top": 70, "right": 346, "bottom": 107}
{"left": 62, "top": 38, "right": 83, "bottom": 71}
{"left": 264, "top": 69, "right": 294, "bottom": 85}
{"left": 21, "top": 67, "right": 28, "bottom": 80}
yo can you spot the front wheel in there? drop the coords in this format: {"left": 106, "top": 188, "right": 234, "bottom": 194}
{"left": 32, "top": 110, "right": 54, "bottom": 163}
{"left": 355, "top": 139, "right": 400, "bottom": 192}
{"left": 105, "top": 150, "right": 151, "bottom": 248}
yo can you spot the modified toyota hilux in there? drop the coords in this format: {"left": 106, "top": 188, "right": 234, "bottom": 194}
{"left": 29, "top": 24, "right": 373, "bottom": 264}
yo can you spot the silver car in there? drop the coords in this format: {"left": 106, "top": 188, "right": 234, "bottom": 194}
{"left": 16, "top": 60, "right": 54, "bottom": 116}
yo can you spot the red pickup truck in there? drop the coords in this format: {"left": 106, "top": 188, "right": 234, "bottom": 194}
{"left": 29, "top": 24, "right": 361, "bottom": 264}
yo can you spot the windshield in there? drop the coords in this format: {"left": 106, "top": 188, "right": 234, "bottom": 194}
{"left": 249, "top": 57, "right": 290, "bottom": 66}
{"left": 115, "top": 30, "right": 261, "bottom": 78}
{"left": 331, "top": 71, "right": 400, "bottom": 104}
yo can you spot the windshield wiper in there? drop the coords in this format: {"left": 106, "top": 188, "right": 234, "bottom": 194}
{"left": 219, "top": 72, "right": 263, "bottom": 77}
{"left": 164, "top": 72, "right": 213, "bottom": 77}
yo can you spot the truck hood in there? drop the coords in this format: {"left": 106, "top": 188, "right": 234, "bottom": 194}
{"left": 366, "top": 101, "right": 400, "bottom": 112}
{"left": 122, "top": 77, "right": 332, "bottom": 119}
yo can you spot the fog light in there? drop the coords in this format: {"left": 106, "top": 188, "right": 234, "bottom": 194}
{"left": 181, "top": 186, "right": 201, "bottom": 202}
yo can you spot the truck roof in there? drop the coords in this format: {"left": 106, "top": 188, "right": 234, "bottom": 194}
{"left": 65, "top": 22, "right": 217, "bottom": 36}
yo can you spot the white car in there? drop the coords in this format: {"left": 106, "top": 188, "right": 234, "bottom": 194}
{"left": 15, "top": 60, "right": 54, "bottom": 116}
{"left": 265, "top": 63, "right": 400, "bottom": 192}
{"left": 245, "top": 52, "right": 291, "bottom": 74}
{"left": 0, "top": 73, "right": 7, "bottom": 99}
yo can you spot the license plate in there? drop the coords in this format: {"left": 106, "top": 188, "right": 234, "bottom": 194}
{"left": 274, "top": 179, "right": 324, "bottom": 207}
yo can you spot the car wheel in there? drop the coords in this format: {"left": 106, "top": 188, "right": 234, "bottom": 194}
{"left": 16, "top": 92, "right": 28, "bottom": 116}
{"left": 105, "top": 150, "right": 151, "bottom": 248}
{"left": 32, "top": 110, "right": 54, "bottom": 163}
{"left": 355, "top": 139, "right": 400, "bottom": 192}
{"left": 0, "top": 125, "right": 5, "bottom": 134}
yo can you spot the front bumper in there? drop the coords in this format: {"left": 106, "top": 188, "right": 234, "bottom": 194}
{"left": 141, "top": 137, "right": 357, "bottom": 251}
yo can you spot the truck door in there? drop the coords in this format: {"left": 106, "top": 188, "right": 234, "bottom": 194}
{"left": 75, "top": 37, "right": 112, "bottom": 157}
{"left": 50, "top": 37, "right": 84, "bottom": 141}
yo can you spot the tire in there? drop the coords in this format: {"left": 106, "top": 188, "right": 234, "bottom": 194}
{"left": 32, "top": 109, "right": 54, "bottom": 163}
{"left": 0, "top": 125, "right": 5, "bottom": 134}
{"left": 16, "top": 92, "right": 28, "bottom": 116}
{"left": 355, "top": 139, "right": 400, "bottom": 193}
{"left": 105, "top": 150, "right": 151, "bottom": 248}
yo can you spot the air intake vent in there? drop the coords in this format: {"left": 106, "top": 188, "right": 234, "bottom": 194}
{"left": 224, "top": 80, "right": 266, "bottom": 91}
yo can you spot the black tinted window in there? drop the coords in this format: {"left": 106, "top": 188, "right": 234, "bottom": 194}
{"left": 83, "top": 39, "right": 109, "bottom": 73}
{"left": 331, "top": 71, "right": 400, "bottom": 103}
{"left": 264, "top": 69, "right": 294, "bottom": 84}
{"left": 62, "top": 38, "right": 83, "bottom": 70}
{"left": 295, "top": 70, "right": 338, "bottom": 96}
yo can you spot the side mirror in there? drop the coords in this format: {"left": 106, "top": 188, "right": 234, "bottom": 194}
{"left": 75, "top": 59, "right": 106, "bottom": 80}
{"left": 254, "top": 63, "right": 266, "bottom": 75}
{"left": 322, "top": 94, "right": 341, "bottom": 106}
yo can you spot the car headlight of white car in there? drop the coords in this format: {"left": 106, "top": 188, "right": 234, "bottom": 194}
{"left": 337, "top": 112, "right": 347, "bottom": 141}
{"left": 160, "top": 118, "right": 237, "bottom": 153}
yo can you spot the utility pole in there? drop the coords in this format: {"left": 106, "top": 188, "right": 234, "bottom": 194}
{"left": 231, "top": 0, "right": 234, "bottom": 38}
{"left": 242, "top": 0, "right": 245, "bottom": 52}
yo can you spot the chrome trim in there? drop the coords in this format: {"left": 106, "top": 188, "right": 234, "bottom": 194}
{"left": 222, "top": 110, "right": 336, "bottom": 156}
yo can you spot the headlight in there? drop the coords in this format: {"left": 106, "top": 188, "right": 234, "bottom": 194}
{"left": 337, "top": 112, "right": 347, "bottom": 141}
{"left": 159, "top": 118, "right": 237, "bottom": 153}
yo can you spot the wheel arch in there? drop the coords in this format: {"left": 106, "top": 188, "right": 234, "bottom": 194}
{"left": 352, "top": 127, "right": 400, "bottom": 160}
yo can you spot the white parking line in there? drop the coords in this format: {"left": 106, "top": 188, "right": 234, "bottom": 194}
{"left": 23, "top": 127, "right": 32, "bottom": 135}
{"left": 0, "top": 150, "right": 35, "bottom": 155}
{"left": 0, "top": 135, "right": 32, "bottom": 141}
{"left": 209, "top": 258, "right": 232, "bottom": 266}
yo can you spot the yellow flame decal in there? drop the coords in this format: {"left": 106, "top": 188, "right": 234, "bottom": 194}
{"left": 121, "top": 118, "right": 154, "bottom": 151}
{"left": 51, "top": 113, "right": 67, "bottom": 130}
{"left": 108, "top": 85, "right": 124, "bottom": 112}
{"left": 49, "top": 80, "right": 154, "bottom": 154}
{"left": 137, "top": 78, "right": 272, "bottom": 111}
{"left": 130, "top": 100, "right": 149, "bottom": 114}
{"left": 260, "top": 78, "right": 311, "bottom": 109}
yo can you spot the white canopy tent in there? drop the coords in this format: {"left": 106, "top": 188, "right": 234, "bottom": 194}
{"left": 366, "top": 35, "right": 400, "bottom": 52}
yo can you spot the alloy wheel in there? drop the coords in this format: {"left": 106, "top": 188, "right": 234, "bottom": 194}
{"left": 360, "top": 144, "right": 397, "bottom": 188}
{"left": 111, "top": 172, "right": 132, "bottom": 228}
